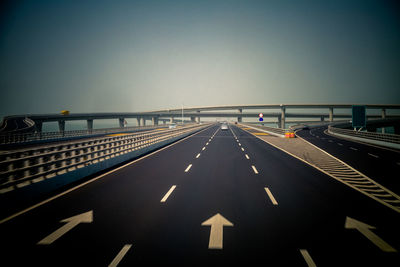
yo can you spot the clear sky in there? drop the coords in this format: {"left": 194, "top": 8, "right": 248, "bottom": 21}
{"left": 0, "top": 0, "right": 399, "bottom": 116}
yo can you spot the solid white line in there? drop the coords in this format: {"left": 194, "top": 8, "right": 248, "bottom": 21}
{"left": 368, "top": 153, "right": 379, "bottom": 158}
{"left": 264, "top": 187, "right": 278, "bottom": 205}
{"left": 185, "top": 164, "right": 192, "bottom": 172}
{"left": 245, "top": 154, "right": 250, "bottom": 160}
{"left": 241, "top": 148, "right": 244, "bottom": 151}
{"left": 0, "top": 125, "right": 215, "bottom": 225}
{"left": 251, "top": 165, "right": 258, "bottom": 174}
{"left": 350, "top": 147, "right": 358, "bottom": 151}
{"left": 196, "top": 153, "right": 201, "bottom": 158}
{"left": 160, "top": 185, "right": 177, "bottom": 202}
{"left": 109, "top": 244, "right": 132, "bottom": 267}
{"left": 202, "top": 147, "right": 206, "bottom": 151}
{"left": 299, "top": 249, "right": 316, "bottom": 267}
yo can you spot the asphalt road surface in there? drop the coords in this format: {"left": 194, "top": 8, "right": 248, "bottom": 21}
{"left": 1, "top": 124, "right": 399, "bottom": 266}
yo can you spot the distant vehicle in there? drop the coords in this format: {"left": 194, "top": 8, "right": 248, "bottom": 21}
{"left": 221, "top": 124, "right": 228, "bottom": 130}
{"left": 60, "top": 110, "right": 70, "bottom": 115}
{"left": 169, "top": 123, "right": 177, "bottom": 129}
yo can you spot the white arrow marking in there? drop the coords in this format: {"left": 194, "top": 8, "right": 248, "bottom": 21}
{"left": 345, "top": 217, "right": 397, "bottom": 252}
{"left": 201, "top": 213, "right": 233, "bottom": 249}
{"left": 37, "top": 210, "right": 93, "bottom": 245}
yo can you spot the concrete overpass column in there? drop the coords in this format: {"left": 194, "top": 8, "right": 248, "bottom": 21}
{"left": 170, "top": 117, "right": 174, "bottom": 123}
{"left": 196, "top": 111, "right": 200, "bottom": 123}
{"left": 58, "top": 120, "right": 65, "bottom": 132}
{"left": 152, "top": 117, "right": 159, "bottom": 126}
{"left": 280, "top": 106, "right": 286, "bottom": 129}
{"left": 87, "top": 119, "right": 93, "bottom": 133}
{"left": 238, "top": 109, "right": 242, "bottom": 123}
{"left": 35, "top": 121, "right": 43, "bottom": 132}
{"left": 321, "top": 116, "right": 325, "bottom": 122}
{"left": 381, "top": 109, "right": 386, "bottom": 133}
{"left": 137, "top": 118, "right": 141, "bottom": 127}
{"left": 329, "top": 107, "right": 334, "bottom": 122}
{"left": 191, "top": 116, "right": 196, "bottom": 123}
{"left": 141, "top": 118, "right": 146, "bottom": 126}
{"left": 119, "top": 118, "right": 125, "bottom": 128}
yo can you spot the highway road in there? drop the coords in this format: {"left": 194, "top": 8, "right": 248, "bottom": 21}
{"left": 297, "top": 126, "right": 400, "bottom": 195}
{"left": 0, "top": 124, "right": 399, "bottom": 266}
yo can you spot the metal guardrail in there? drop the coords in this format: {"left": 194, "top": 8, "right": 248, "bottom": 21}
{"left": 328, "top": 125, "right": 400, "bottom": 150}
{"left": 0, "top": 125, "right": 167, "bottom": 145}
{"left": 0, "top": 124, "right": 208, "bottom": 193}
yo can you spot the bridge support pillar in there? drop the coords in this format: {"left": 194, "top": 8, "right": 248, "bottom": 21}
{"left": 238, "top": 109, "right": 242, "bottom": 122}
{"left": 329, "top": 107, "right": 334, "bottom": 122}
{"left": 321, "top": 116, "right": 325, "bottom": 122}
{"left": 170, "top": 117, "right": 174, "bottom": 123}
{"left": 152, "top": 117, "right": 159, "bottom": 126}
{"left": 141, "top": 118, "right": 146, "bottom": 126}
{"left": 381, "top": 109, "right": 386, "bottom": 133}
{"left": 137, "top": 118, "right": 141, "bottom": 127}
{"left": 119, "top": 118, "right": 125, "bottom": 128}
{"left": 35, "top": 121, "right": 43, "bottom": 133}
{"left": 196, "top": 110, "right": 200, "bottom": 123}
{"left": 191, "top": 116, "right": 196, "bottom": 122}
{"left": 87, "top": 119, "right": 93, "bottom": 133}
{"left": 280, "top": 106, "right": 286, "bottom": 129}
{"left": 58, "top": 120, "right": 65, "bottom": 132}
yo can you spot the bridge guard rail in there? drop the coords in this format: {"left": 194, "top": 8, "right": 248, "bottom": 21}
{"left": 328, "top": 125, "right": 400, "bottom": 150}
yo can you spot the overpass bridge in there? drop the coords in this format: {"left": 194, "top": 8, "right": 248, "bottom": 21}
{"left": 0, "top": 105, "right": 399, "bottom": 266}
{"left": 2, "top": 104, "right": 400, "bottom": 133}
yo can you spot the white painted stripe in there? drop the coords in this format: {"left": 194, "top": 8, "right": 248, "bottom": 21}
{"left": 299, "top": 249, "right": 317, "bottom": 267}
{"left": 238, "top": 143, "right": 241, "bottom": 146}
{"left": 206, "top": 142, "right": 209, "bottom": 145}
{"left": 328, "top": 140, "right": 333, "bottom": 142}
{"left": 251, "top": 165, "right": 258, "bottom": 174}
{"left": 245, "top": 154, "right": 250, "bottom": 160}
{"left": 350, "top": 147, "right": 358, "bottom": 151}
{"left": 202, "top": 147, "right": 206, "bottom": 151}
{"left": 196, "top": 153, "right": 200, "bottom": 158}
{"left": 264, "top": 187, "right": 278, "bottom": 205}
{"left": 368, "top": 153, "right": 379, "bottom": 158}
{"left": 241, "top": 147, "right": 244, "bottom": 151}
{"left": 109, "top": 244, "right": 132, "bottom": 267}
{"left": 160, "top": 185, "right": 177, "bottom": 202}
{"left": 337, "top": 143, "right": 343, "bottom": 146}
{"left": 185, "top": 164, "right": 192, "bottom": 172}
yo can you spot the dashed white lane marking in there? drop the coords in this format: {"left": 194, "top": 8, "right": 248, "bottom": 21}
{"left": 251, "top": 165, "right": 258, "bottom": 174}
{"left": 337, "top": 143, "right": 343, "bottom": 146}
{"left": 206, "top": 142, "right": 209, "bottom": 145}
{"left": 299, "top": 249, "right": 317, "bottom": 267}
{"left": 202, "top": 147, "right": 206, "bottom": 151}
{"left": 241, "top": 148, "right": 244, "bottom": 151}
{"left": 185, "top": 164, "right": 192, "bottom": 172}
{"left": 245, "top": 154, "right": 250, "bottom": 160}
{"left": 109, "top": 244, "right": 132, "bottom": 267}
{"left": 264, "top": 187, "right": 278, "bottom": 205}
{"left": 350, "top": 147, "right": 358, "bottom": 151}
{"left": 368, "top": 153, "right": 379, "bottom": 158}
{"left": 160, "top": 185, "right": 177, "bottom": 202}
{"left": 236, "top": 140, "right": 239, "bottom": 142}
{"left": 196, "top": 153, "right": 201, "bottom": 158}
{"left": 328, "top": 140, "right": 333, "bottom": 143}
{"left": 238, "top": 143, "right": 241, "bottom": 146}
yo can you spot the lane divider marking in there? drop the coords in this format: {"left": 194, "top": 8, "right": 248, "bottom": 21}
{"left": 185, "top": 164, "right": 192, "bottom": 172}
{"left": 252, "top": 165, "right": 258, "bottom": 174}
{"left": 241, "top": 148, "right": 244, "bottom": 151}
{"left": 368, "top": 153, "right": 379, "bottom": 158}
{"left": 109, "top": 244, "right": 132, "bottom": 267}
{"left": 350, "top": 147, "right": 358, "bottom": 151}
{"left": 338, "top": 143, "right": 343, "bottom": 146}
{"left": 264, "top": 187, "right": 278, "bottom": 205}
{"left": 299, "top": 249, "right": 317, "bottom": 267}
{"left": 196, "top": 153, "right": 201, "bottom": 158}
{"left": 245, "top": 154, "right": 250, "bottom": 160}
{"left": 160, "top": 185, "right": 177, "bottom": 202}
{"left": 202, "top": 147, "right": 206, "bottom": 151}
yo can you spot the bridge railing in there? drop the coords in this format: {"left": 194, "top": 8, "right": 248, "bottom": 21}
{"left": 328, "top": 125, "right": 400, "bottom": 149}
{"left": 0, "top": 123, "right": 208, "bottom": 193}
{"left": 0, "top": 125, "right": 167, "bottom": 145}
